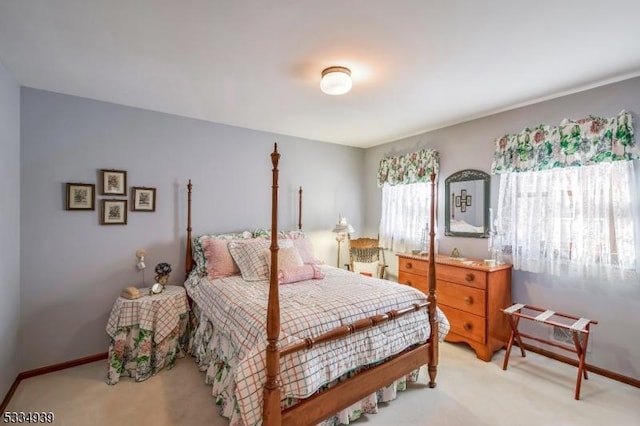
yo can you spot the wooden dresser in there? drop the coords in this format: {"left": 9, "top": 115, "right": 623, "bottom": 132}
{"left": 397, "top": 253, "right": 512, "bottom": 361}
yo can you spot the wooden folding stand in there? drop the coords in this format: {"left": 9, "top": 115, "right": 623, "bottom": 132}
{"left": 501, "top": 303, "right": 598, "bottom": 400}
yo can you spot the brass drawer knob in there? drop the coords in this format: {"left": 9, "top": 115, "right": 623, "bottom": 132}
{"left": 406, "top": 262, "right": 413, "bottom": 269}
{"left": 406, "top": 280, "right": 412, "bottom": 286}
{"left": 464, "top": 296, "right": 473, "bottom": 305}
{"left": 463, "top": 322, "right": 472, "bottom": 331}
{"left": 465, "top": 273, "right": 475, "bottom": 282}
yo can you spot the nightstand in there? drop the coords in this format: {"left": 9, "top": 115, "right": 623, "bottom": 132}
{"left": 397, "top": 254, "right": 512, "bottom": 361}
{"left": 105, "top": 285, "right": 191, "bottom": 384}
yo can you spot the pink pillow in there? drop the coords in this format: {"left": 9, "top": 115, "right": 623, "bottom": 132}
{"left": 293, "top": 238, "right": 323, "bottom": 265}
{"left": 265, "top": 246, "right": 304, "bottom": 272}
{"left": 202, "top": 237, "right": 239, "bottom": 279}
{"left": 278, "top": 264, "right": 325, "bottom": 284}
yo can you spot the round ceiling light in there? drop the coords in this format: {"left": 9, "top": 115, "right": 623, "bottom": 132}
{"left": 320, "top": 66, "right": 352, "bottom": 95}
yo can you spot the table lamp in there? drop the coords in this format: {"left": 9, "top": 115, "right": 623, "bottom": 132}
{"left": 332, "top": 215, "right": 355, "bottom": 267}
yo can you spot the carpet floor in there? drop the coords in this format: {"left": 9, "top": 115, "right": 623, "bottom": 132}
{"left": 6, "top": 342, "right": 639, "bottom": 425}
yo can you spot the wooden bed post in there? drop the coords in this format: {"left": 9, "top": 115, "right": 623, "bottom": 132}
{"left": 263, "top": 143, "right": 282, "bottom": 426}
{"left": 185, "top": 179, "right": 193, "bottom": 280}
{"left": 427, "top": 171, "right": 439, "bottom": 388}
{"left": 298, "top": 186, "right": 303, "bottom": 231}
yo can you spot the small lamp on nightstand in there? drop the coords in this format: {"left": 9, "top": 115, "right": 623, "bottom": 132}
{"left": 332, "top": 215, "right": 355, "bottom": 268}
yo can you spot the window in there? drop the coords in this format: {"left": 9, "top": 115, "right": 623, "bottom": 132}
{"left": 379, "top": 181, "right": 433, "bottom": 253}
{"left": 496, "top": 161, "right": 637, "bottom": 280}
{"left": 491, "top": 111, "right": 639, "bottom": 281}
{"left": 377, "top": 148, "right": 439, "bottom": 253}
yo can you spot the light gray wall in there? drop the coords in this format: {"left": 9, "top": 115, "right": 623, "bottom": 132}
{"left": 364, "top": 76, "right": 640, "bottom": 380}
{"left": 0, "top": 60, "right": 20, "bottom": 397}
{"left": 20, "top": 88, "right": 363, "bottom": 371}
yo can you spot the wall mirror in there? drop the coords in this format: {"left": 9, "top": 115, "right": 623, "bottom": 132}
{"left": 445, "top": 169, "right": 490, "bottom": 238}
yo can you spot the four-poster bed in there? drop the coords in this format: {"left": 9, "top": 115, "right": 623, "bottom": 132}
{"left": 184, "top": 143, "right": 447, "bottom": 425}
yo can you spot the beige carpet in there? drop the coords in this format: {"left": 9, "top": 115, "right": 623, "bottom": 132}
{"left": 6, "top": 342, "right": 639, "bottom": 426}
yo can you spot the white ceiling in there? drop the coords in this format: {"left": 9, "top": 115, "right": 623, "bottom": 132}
{"left": 1, "top": 1, "right": 640, "bottom": 148}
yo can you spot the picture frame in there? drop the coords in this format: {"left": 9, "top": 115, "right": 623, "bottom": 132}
{"left": 66, "top": 183, "right": 95, "bottom": 210}
{"left": 101, "top": 199, "right": 128, "bottom": 225}
{"left": 461, "top": 204, "right": 467, "bottom": 213}
{"left": 455, "top": 196, "right": 461, "bottom": 207}
{"left": 132, "top": 187, "right": 156, "bottom": 212}
{"left": 461, "top": 189, "right": 467, "bottom": 198}
{"left": 100, "top": 169, "right": 127, "bottom": 196}
{"left": 467, "top": 195, "right": 472, "bottom": 206}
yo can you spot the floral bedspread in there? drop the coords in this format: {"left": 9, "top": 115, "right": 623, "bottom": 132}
{"left": 186, "top": 266, "right": 449, "bottom": 425}
{"left": 105, "top": 285, "right": 191, "bottom": 385}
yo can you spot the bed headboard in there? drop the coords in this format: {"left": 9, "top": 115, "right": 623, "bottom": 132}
{"left": 183, "top": 177, "right": 304, "bottom": 280}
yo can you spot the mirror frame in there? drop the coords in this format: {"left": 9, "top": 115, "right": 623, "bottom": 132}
{"left": 444, "top": 169, "right": 490, "bottom": 238}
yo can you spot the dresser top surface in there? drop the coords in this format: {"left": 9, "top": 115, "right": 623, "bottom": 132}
{"left": 397, "top": 253, "right": 512, "bottom": 272}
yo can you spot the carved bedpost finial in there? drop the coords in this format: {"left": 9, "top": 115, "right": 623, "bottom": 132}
{"left": 271, "top": 142, "right": 280, "bottom": 168}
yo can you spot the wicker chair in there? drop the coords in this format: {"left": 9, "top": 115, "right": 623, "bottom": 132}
{"left": 345, "top": 236, "right": 388, "bottom": 279}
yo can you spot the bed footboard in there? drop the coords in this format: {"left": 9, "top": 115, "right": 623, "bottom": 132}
{"left": 282, "top": 342, "right": 432, "bottom": 425}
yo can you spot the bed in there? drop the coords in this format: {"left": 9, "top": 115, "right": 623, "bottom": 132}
{"left": 450, "top": 218, "right": 485, "bottom": 233}
{"left": 184, "top": 144, "right": 449, "bottom": 425}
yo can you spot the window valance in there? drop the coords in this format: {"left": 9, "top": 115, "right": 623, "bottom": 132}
{"left": 377, "top": 148, "right": 440, "bottom": 187}
{"left": 491, "top": 111, "right": 638, "bottom": 174}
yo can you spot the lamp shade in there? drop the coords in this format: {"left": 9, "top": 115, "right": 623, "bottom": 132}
{"left": 332, "top": 216, "right": 355, "bottom": 234}
{"left": 320, "top": 66, "right": 352, "bottom": 95}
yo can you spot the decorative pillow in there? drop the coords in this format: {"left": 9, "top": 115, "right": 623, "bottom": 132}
{"left": 202, "top": 238, "right": 240, "bottom": 279}
{"left": 265, "top": 246, "right": 304, "bottom": 272}
{"left": 192, "top": 231, "right": 252, "bottom": 276}
{"left": 228, "top": 239, "right": 293, "bottom": 281}
{"left": 278, "top": 264, "right": 325, "bottom": 284}
{"left": 353, "top": 261, "right": 382, "bottom": 278}
{"left": 293, "top": 238, "right": 323, "bottom": 265}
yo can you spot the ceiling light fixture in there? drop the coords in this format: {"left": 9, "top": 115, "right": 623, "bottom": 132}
{"left": 320, "top": 66, "right": 352, "bottom": 95}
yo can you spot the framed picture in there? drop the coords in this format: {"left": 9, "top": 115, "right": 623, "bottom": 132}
{"left": 100, "top": 169, "right": 127, "bottom": 196}
{"left": 132, "top": 187, "right": 156, "bottom": 212}
{"left": 460, "top": 189, "right": 467, "bottom": 198}
{"left": 455, "top": 196, "right": 461, "bottom": 207}
{"left": 66, "top": 183, "right": 95, "bottom": 210}
{"left": 101, "top": 199, "right": 128, "bottom": 225}
{"left": 467, "top": 195, "right": 472, "bottom": 206}
{"left": 461, "top": 204, "right": 467, "bottom": 213}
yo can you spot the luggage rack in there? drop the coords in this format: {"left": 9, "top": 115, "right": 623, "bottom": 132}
{"left": 501, "top": 303, "right": 598, "bottom": 400}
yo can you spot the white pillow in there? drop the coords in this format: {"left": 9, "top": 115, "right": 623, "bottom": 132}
{"left": 228, "top": 239, "right": 293, "bottom": 282}
{"left": 228, "top": 239, "right": 270, "bottom": 281}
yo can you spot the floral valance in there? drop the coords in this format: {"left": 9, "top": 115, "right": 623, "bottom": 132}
{"left": 491, "top": 111, "right": 638, "bottom": 174}
{"left": 377, "top": 148, "right": 440, "bottom": 187}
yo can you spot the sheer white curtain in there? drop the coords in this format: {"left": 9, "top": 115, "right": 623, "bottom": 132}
{"left": 496, "top": 161, "right": 637, "bottom": 280}
{"left": 379, "top": 182, "right": 432, "bottom": 253}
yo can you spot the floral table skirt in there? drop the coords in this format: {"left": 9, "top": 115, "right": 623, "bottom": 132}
{"left": 107, "top": 312, "right": 190, "bottom": 384}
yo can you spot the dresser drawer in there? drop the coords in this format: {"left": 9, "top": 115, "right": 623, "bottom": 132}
{"left": 437, "top": 264, "right": 487, "bottom": 290}
{"left": 439, "top": 305, "right": 486, "bottom": 344}
{"left": 398, "top": 257, "right": 429, "bottom": 276}
{"left": 437, "top": 280, "right": 486, "bottom": 317}
{"left": 398, "top": 271, "right": 428, "bottom": 294}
